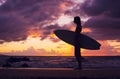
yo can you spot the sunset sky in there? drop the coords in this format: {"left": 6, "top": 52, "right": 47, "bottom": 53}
{"left": 0, "top": 0, "right": 120, "bottom": 56}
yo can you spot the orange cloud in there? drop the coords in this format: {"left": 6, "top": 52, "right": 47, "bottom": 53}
{"left": 59, "top": 1, "right": 73, "bottom": 10}
{"left": 28, "top": 27, "right": 42, "bottom": 37}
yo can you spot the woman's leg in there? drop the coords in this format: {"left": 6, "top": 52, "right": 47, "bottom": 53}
{"left": 75, "top": 46, "right": 82, "bottom": 69}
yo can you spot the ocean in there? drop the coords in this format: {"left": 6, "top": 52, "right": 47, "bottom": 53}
{"left": 0, "top": 56, "right": 120, "bottom": 69}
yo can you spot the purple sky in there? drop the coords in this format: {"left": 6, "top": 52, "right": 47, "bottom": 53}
{"left": 0, "top": 0, "right": 120, "bottom": 56}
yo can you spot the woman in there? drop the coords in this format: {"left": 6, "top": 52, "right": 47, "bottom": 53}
{"left": 74, "top": 16, "right": 82, "bottom": 69}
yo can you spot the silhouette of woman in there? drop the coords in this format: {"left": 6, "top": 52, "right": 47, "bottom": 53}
{"left": 74, "top": 16, "right": 82, "bottom": 69}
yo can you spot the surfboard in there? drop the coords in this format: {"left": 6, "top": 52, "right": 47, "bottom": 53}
{"left": 54, "top": 30, "right": 101, "bottom": 50}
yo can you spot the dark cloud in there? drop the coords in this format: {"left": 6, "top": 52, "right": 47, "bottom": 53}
{"left": 0, "top": 14, "right": 28, "bottom": 42}
{"left": 81, "top": 0, "right": 120, "bottom": 18}
{"left": 79, "top": 0, "right": 120, "bottom": 41}
{"left": 0, "top": 0, "right": 65, "bottom": 23}
{"left": 83, "top": 16, "right": 120, "bottom": 40}
{"left": 0, "top": 0, "right": 73, "bottom": 43}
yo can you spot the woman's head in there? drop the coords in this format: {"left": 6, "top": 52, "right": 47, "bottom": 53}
{"left": 74, "top": 16, "right": 81, "bottom": 25}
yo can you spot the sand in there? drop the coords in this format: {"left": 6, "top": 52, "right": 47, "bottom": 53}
{"left": 0, "top": 68, "right": 120, "bottom": 79}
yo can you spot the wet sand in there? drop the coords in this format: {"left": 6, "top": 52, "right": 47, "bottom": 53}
{"left": 0, "top": 68, "right": 120, "bottom": 79}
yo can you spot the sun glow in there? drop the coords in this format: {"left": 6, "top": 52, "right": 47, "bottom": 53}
{"left": 1, "top": 36, "right": 119, "bottom": 56}
{"left": 56, "top": 15, "right": 73, "bottom": 26}
{"left": 107, "top": 40, "right": 120, "bottom": 48}
{"left": 107, "top": 40, "right": 120, "bottom": 53}
{"left": 0, "top": 35, "right": 74, "bottom": 56}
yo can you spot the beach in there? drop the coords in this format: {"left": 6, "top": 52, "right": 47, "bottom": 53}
{"left": 0, "top": 68, "right": 120, "bottom": 79}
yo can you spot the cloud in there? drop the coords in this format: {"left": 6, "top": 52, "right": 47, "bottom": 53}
{"left": 2, "top": 0, "right": 119, "bottom": 43}
{"left": 83, "top": 16, "right": 120, "bottom": 40}
{"left": 78, "top": 0, "right": 120, "bottom": 41}
{"left": 0, "top": 0, "right": 73, "bottom": 43}
{"left": 0, "top": 14, "right": 28, "bottom": 42}
{"left": 81, "top": 0, "right": 120, "bottom": 18}
{"left": 1, "top": 47, "right": 41, "bottom": 56}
